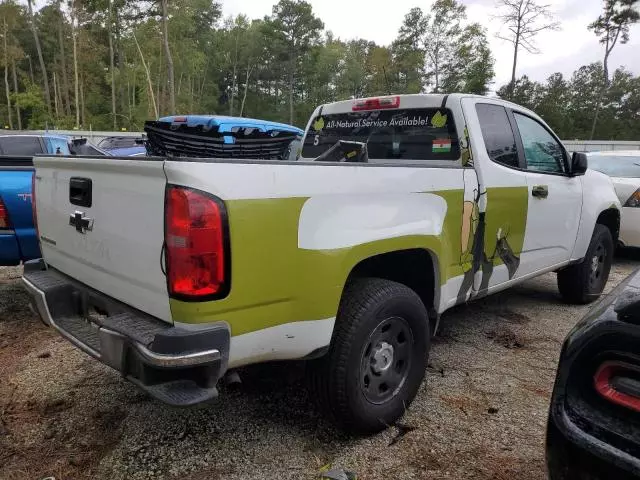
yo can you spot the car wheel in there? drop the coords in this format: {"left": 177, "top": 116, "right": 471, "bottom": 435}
{"left": 309, "top": 278, "right": 430, "bottom": 434}
{"left": 558, "top": 224, "right": 614, "bottom": 304}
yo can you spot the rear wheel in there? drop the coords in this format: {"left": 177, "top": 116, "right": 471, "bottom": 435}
{"left": 558, "top": 224, "right": 614, "bottom": 304}
{"left": 309, "top": 278, "right": 430, "bottom": 434}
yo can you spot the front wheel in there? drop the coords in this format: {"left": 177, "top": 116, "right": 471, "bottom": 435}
{"left": 309, "top": 278, "right": 430, "bottom": 434}
{"left": 558, "top": 224, "right": 614, "bottom": 304}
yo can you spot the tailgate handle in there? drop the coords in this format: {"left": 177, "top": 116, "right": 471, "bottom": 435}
{"left": 69, "top": 177, "right": 92, "bottom": 207}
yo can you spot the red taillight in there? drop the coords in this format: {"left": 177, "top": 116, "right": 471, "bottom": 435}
{"left": 352, "top": 95, "right": 400, "bottom": 111}
{"left": 594, "top": 361, "right": 640, "bottom": 412}
{"left": 173, "top": 116, "right": 188, "bottom": 123}
{"left": 0, "top": 196, "right": 10, "bottom": 228}
{"left": 165, "top": 185, "right": 229, "bottom": 300}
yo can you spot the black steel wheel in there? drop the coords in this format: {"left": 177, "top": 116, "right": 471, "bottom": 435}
{"left": 360, "top": 316, "right": 413, "bottom": 405}
{"left": 558, "top": 224, "right": 614, "bottom": 304}
{"left": 309, "top": 278, "right": 430, "bottom": 434}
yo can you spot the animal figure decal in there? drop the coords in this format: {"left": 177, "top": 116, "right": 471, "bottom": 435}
{"left": 457, "top": 125, "right": 521, "bottom": 303}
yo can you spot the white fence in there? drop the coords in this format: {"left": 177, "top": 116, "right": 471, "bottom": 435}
{"left": 563, "top": 140, "right": 640, "bottom": 152}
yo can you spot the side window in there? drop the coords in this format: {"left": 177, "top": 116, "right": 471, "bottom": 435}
{"left": 0, "top": 136, "right": 44, "bottom": 155}
{"left": 513, "top": 113, "right": 566, "bottom": 174}
{"left": 475, "top": 104, "right": 519, "bottom": 168}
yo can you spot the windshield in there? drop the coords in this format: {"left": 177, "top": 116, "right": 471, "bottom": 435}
{"left": 301, "top": 108, "right": 460, "bottom": 162}
{"left": 588, "top": 154, "right": 640, "bottom": 178}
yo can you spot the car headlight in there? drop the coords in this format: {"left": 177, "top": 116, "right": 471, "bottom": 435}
{"left": 624, "top": 189, "right": 640, "bottom": 208}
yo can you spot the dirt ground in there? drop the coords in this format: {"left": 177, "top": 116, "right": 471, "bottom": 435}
{"left": 1, "top": 253, "right": 639, "bottom": 480}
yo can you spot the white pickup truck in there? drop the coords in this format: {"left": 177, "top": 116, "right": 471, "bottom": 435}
{"left": 23, "top": 94, "right": 621, "bottom": 433}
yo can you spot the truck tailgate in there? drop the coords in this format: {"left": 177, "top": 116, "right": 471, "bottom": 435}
{"left": 33, "top": 156, "right": 171, "bottom": 323}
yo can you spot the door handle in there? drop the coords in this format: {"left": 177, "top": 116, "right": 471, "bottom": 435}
{"left": 532, "top": 185, "right": 548, "bottom": 199}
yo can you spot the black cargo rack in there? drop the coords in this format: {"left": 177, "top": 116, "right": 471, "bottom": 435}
{"left": 144, "top": 121, "right": 300, "bottom": 160}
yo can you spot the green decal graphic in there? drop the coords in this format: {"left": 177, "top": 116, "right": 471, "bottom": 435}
{"left": 169, "top": 186, "right": 527, "bottom": 337}
{"left": 170, "top": 192, "right": 464, "bottom": 336}
{"left": 431, "top": 111, "right": 447, "bottom": 128}
{"left": 313, "top": 117, "right": 325, "bottom": 132}
{"left": 457, "top": 183, "right": 528, "bottom": 304}
{"left": 461, "top": 125, "right": 474, "bottom": 167}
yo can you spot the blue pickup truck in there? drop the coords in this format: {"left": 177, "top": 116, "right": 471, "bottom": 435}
{"left": 0, "top": 156, "right": 39, "bottom": 266}
{"left": 0, "top": 133, "right": 110, "bottom": 266}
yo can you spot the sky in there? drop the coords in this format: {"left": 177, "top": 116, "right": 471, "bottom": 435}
{"left": 220, "top": 0, "right": 640, "bottom": 89}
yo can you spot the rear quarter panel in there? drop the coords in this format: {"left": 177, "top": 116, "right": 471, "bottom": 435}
{"left": 164, "top": 161, "right": 467, "bottom": 367}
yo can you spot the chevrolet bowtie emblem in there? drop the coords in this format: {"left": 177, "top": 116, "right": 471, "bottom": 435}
{"left": 69, "top": 211, "right": 94, "bottom": 233}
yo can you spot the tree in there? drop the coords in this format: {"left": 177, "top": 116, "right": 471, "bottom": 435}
{"left": 26, "top": 0, "right": 51, "bottom": 118}
{"left": 108, "top": 0, "right": 117, "bottom": 129}
{"left": 588, "top": 0, "right": 639, "bottom": 138}
{"left": 440, "top": 23, "right": 495, "bottom": 95}
{"left": 70, "top": 0, "right": 80, "bottom": 127}
{"left": 392, "top": 7, "right": 427, "bottom": 93}
{"left": 56, "top": 0, "right": 71, "bottom": 117}
{"left": 497, "top": 74, "right": 541, "bottom": 109}
{"left": 535, "top": 73, "right": 572, "bottom": 138}
{"left": 3, "top": 18, "right": 12, "bottom": 129}
{"left": 495, "top": 0, "right": 559, "bottom": 91}
{"left": 160, "top": 0, "right": 175, "bottom": 113}
{"left": 422, "top": 0, "right": 466, "bottom": 92}
{"left": 267, "top": 0, "right": 323, "bottom": 124}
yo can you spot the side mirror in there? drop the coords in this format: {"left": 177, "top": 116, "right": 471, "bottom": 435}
{"left": 570, "top": 152, "right": 588, "bottom": 176}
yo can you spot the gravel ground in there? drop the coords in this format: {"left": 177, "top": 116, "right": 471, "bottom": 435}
{"left": 1, "top": 253, "right": 639, "bottom": 480}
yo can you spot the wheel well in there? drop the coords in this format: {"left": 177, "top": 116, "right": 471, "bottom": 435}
{"left": 596, "top": 208, "right": 620, "bottom": 244}
{"left": 345, "top": 249, "right": 437, "bottom": 328}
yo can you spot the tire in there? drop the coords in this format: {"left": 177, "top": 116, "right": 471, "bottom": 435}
{"left": 558, "top": 224, "right": 614, "bottom": 304}
{"left": 309, "top": 278, "right": 430, "bottom": 434}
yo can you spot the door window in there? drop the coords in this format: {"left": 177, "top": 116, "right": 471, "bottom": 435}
{"left": 513, "top": 113, "right": 566, "bottom": 174}
{"left": 475, "top": 104, "right": 519, "bottom": 168}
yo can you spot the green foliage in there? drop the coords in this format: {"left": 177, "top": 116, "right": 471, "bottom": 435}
{"left": 12, "top": 82, "right": 47, "bottom": 128}
{"left": 589, "top": 0, "right": 639, "bottom": 50}
{"left": 498, "top": 63, "right": 640, "bottom": 140}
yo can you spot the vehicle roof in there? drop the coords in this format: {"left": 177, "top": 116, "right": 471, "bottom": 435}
{"left": 0, "top": 132, "right": 69, "bottom": 141}
{"left": 157, "top": 115, "right": 304, "bottom": 134}
{"left": 316, "top": 93, "right": 529, "bottom": 115}
{"left": 587, "top": 150, "right": 640, "bottom": 157}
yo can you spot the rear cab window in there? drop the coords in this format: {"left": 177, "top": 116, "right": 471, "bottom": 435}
{"left": 475, "top": 104, "right": 519, "bottom": 168}
{"left": 301, "top": 105, "right": 460, "bottom": 163}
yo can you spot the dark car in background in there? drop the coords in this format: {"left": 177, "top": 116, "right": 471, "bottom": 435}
{"left": 547, "top": 268, "right": 640, "bottom": 479}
